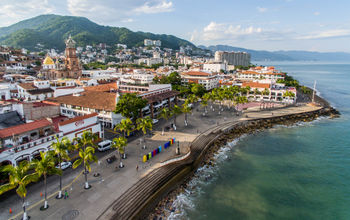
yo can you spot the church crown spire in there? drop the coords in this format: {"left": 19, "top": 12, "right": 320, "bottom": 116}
{"left": 65, "top": 35, "right": 76, "bottom": 48}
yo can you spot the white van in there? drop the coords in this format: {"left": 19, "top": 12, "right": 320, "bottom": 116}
{"left": 97, "top": 140, "right": 112, "bottom": 152}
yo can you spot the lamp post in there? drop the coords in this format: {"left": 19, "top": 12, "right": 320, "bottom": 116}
{"left": 176, "top": 141, "right": 180, "bottom": 155}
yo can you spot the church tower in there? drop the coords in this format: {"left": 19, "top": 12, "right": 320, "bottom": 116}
{"left": 64, "top": 35, "right": 82, "bottom": 78}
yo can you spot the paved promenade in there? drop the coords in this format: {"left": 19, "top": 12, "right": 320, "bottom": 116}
{"left": 1, "top": 103, "right": 321, "bottom": 220}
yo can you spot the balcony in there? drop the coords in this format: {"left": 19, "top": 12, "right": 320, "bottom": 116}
{"left": 1, "top": 133, "right": 62, "bottom": 155}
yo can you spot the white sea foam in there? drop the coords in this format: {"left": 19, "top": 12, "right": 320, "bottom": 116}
{"left": 167, "top": 136, "right": 246, "bottom": 220}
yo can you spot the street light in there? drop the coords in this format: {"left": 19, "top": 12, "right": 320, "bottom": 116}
{"left": 176, "top": 141, "right": 180, "bottom": 155}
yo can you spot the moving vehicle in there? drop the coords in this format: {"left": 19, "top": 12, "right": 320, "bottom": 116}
{"left": 56, "top": 161, "right": 72, "bottom": 170}
{"left": 97, "top": 140, "right": 112, "bottom": 152}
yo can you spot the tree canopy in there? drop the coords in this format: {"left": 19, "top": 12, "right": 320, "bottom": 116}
{"left": 114, "top": 93, "right": 147, "bottom": 120}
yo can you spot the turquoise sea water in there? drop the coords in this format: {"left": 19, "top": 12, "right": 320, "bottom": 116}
{"left": 171, "top": 63, "right": 350, "bottom": 220}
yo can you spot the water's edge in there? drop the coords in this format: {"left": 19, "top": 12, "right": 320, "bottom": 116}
{"left": 143, "top": 106, "right": 340, "bottom": 220}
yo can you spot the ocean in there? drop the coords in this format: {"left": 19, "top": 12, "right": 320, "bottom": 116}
{"left": 169, "top": 62, "right": 350, "bottom": 220}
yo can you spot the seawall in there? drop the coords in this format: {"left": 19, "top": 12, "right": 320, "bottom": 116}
{"left": 97, "top": 105, "right": 340, "bottom": 220}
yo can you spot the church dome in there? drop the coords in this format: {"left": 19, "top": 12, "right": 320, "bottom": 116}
{"left": 43, "top": 56, "right": 55, "bottom": 65}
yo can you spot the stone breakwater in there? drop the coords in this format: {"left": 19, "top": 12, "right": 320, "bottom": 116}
{"left": 97, "top": 106, "right": 339, "bottom": 220}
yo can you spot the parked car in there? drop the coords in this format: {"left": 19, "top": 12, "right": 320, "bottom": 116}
{"left": 152, "top": 119, "right": 159, "bottom": 124}
{"left": 98, "top": 140, "right": 112, "bottom": 152}
{"left": 56, "top": 161, "right": 72, "bottom": 170}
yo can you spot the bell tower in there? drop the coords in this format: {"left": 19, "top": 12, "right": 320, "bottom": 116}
{"left": 64, "top": 35, "right": 81, "bottom": 78}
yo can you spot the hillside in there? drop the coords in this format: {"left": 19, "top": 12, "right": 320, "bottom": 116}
{"left": 0, "top": 14, "right": 195, "bottom": 51}
{"left": 199, "top": 45, "right": 350, "bottom": 61}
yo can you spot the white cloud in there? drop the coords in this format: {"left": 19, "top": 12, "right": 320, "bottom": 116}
{"left": 134, "top": 1, "right": 173, "bottom": 14}
{"left": 0, "top": 0, "right": 55, "bottom": 26}
{"left": 200, "top": 22, "right": 263, "bottom": 41}
{"left": 296, "top": 29, "right": 350, "bottom": 40}
{"left": 314, "top": 11, "right": 320, "bottom": 16}
{"left": 257, "top": 7, "right": 268, "bottom": 13}
{"left": 121, "top": 18, "right": 134, "bottom": 23}
{"left": 67, "top": 0, "right": 173, "bottom": 24}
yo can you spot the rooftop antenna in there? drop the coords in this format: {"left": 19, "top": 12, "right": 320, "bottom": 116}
{"left": 312, "top": 80, "right": 317, "bottom": 103}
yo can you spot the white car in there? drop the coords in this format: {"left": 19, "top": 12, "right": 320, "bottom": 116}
{"left": 56, "top": 161, "right": 72, "bottom": 170}
{"left": 152, "top": 119, "right": 159, "bottom": 124}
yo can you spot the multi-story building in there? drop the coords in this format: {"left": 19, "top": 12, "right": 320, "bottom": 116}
{"left": 181, "top": 71, "right": 219, "bottom": 90}
{"left": 17, "top": 81, "right": 54, "bottom": 101}
{"left": 0, "top": 113, "right": 101, "bottom": 166}
{"left": 215, "top": 51, "right": 251, "bottom": 67}
{"left": 203, "top": 62, "right": 227, "bottom": 73}
{"left": 144, "top": 39, "right": 161, "bottom": 47}
{"left": 242, "top": 82, "right": 296, "bottom": 103}
{"left": 236, "top": 70, "right": 285, "bottom": 81}
{"left": 46, "top": 91, "right": 121, "bottom": 128}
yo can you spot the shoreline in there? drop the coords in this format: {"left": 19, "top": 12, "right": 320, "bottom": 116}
{"left": 97, "top": 96, "right": 340, "bottom": 220}
{"left": 148, "top": 106, "right": 339, "bottom": 219}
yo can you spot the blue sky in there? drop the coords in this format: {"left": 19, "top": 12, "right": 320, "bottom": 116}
{"left": 1, "top": 0, "right": 350, "bottom": 52}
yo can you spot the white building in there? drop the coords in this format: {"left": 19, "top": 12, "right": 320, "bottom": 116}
{"left": 203, "top": 62, "right": 227, "bottom": 73}
{"left": 144, "top": 39, "right": 153, "bottom": 46}
{"left": 144, "top": 39, "right": 161, "bottom": 47}
{"left": 236, "top": 70, "right": 285, "bottom": 81}
{"left": 17, "top": 81, "right": 54, "bottom": 101}
{"left": 181, "top": 71, "right": 219, "bottom": 90}
{"left": 0, "top": 113, "right": 101, "bottom": 166}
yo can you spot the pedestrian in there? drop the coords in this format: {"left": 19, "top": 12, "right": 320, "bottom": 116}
{"left": 64, "top": 190, "right": 68, "bottom": 199}
{"left": 136, "top": 165, "right": 139, "bottom": 172}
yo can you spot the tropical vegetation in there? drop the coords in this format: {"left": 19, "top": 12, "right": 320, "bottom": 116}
{"left": 72, "top": 131, "right": 98, "bottom": 189}
{"left": 51, "top": 137, "right": 72, "bottom": 199}
{"left": 31, "top": 151, "right": 62, "bottom": 210}
{"left": 111, "top": 137, "right": 127, "bottom": 168}
{"left": 0, "top": 161, "right": 38, "bottom": 220}
{"left": 136, "top": 116, "right": 153, "bottom": 149}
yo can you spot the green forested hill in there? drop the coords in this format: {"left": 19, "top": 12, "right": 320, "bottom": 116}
{"left": 0, "top": 14, "right": 194, "bottom": 51}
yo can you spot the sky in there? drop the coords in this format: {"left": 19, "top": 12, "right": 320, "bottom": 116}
{"left": 1, "top": 0, "right": 350, "bottom": 52}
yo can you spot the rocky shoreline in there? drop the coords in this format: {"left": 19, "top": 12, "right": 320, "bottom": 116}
{"left": 147, "top": 106, "right": 340, "bottom": 220}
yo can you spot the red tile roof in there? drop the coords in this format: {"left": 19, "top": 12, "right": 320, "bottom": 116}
{"left": 84, "top": 83, "right": 117, "bottom": 92}
{"left": 58, "top": 113, "right": 98, "bottom": 126}
{"left": 242, "top": 82, "right": 270, "bottom": 89}
{"left": 18, "top": 83, "right": 37, "bottom": 90}
{"left": 0, "top": 119, "right": 52, "bottom": 138}
{"left": 47, "top": 91, "right": 116, "bottom": 111}
{"left": 182, "top": 71, "right": 212, "bottom": 77}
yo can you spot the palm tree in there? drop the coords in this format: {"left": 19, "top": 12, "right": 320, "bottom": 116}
{"left": 73, "top": 131, "right": 98, "bottom": 189}
{"left": 187, "top": 94, "right": 198, "bottom": 105}
{"left": 200, "top": 98, "right": 208, "bottom": 116}
{"left": 31, "top": 151, "right": 62, "bottom": 210}
{"left": 111, "top": 137, "right": 127, "bottom": 168}
{"left": 159, "top": 107, "right": 172, "bottom": 135}
{"left": 215, "top": 88, "right": 224, "bottom": 114}
{"left": 136, "top": 116, "right": 153, "bottom": 149}
{"left": 115, "top": 118, "right": 134, "bottom": 138}
{"left": 182, "top": 103, "right": 192, "bottom": 126}
{"left": 0, "top": 161, "right": 38, "bottom": 220}
{"left": 115, "top": 118, "right": 133, "bottom": 158}
{"left": 202, "top": 93, "right": 211, "bottom": 114}
{"left": 171, "top": 105, "right": 182, "bottom": 130}
{"left": 51, "top": 137, "right": 72, "bottom": 199}
{"left": 262, "top": 88, "right": 270, "bottom": 96}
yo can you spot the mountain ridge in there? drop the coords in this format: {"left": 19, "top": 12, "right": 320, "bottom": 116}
{"left": 0, "top": 14, "right": 195, "bottom": 51}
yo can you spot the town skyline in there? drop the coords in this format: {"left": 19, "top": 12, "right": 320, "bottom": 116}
{"left": 1, "top": 0, "right": 350, "bottom": 53}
